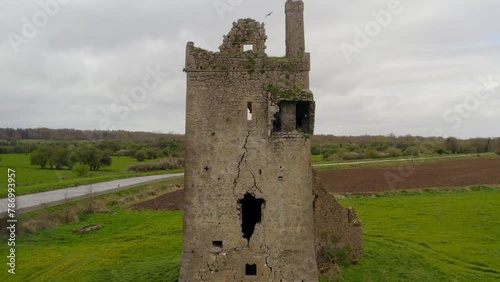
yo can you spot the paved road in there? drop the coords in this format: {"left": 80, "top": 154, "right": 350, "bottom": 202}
{"left": 1, "top": 154, "right": 486, "bottom": 216}
{"left": 1, "top": 173, "right": 184, "bottom": 217}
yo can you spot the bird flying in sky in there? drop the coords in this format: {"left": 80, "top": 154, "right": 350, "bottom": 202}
{"left": 265, "top": 11, "right": 274, "bottom": 17}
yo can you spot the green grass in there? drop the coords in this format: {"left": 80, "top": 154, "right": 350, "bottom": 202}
{"left": 0, "top": 180, "right": 185, "bottom": 282}
{"left": 1, "top": 187, "right": 499, "bottom": 281}
{"left": 312, "top": 154, "right": 324, "bottom": 162}
{"left": 336, "top": 188, "right": 500, "bottom": 281}
{"left": 0, "top": 210, "right": 182, "bottom": 282}
{"left": 0, "top": 154, "right": 182, "bottom": 198}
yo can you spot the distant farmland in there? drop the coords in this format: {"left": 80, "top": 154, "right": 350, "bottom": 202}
{"left": 319, "top": 157, "right": 500, "bottom": 194}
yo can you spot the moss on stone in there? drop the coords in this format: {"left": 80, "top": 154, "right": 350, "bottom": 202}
{"left": 267, "top": 84, "right": 303, "bottom": 100}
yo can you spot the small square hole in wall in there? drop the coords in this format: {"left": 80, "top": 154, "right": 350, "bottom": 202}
{"left": 245, "top": 264, "right": 257, "bottom": 276}
{"left": 212, "top": 241, "right": 223, "bottom": 248}
{"left": 243, "top": 44, "right": 253, "bottom": 52}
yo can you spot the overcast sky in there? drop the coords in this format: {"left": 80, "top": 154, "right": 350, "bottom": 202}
{"left": 1, "top": 0, "right": 499, "bottom": 138}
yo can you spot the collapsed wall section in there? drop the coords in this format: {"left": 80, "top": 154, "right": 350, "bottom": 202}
{"left": 312, "top": 171, "right": 364, "bottom": 275}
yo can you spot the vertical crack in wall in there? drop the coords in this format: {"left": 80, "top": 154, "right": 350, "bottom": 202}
{"left": 216, "top": 218, "right": 222, "bottom": 230}
{"left": 249, "top": 171, "right": 264, "bottom": 195}
{"left": 233, "top": 131, "right": 251, "bottom": 194}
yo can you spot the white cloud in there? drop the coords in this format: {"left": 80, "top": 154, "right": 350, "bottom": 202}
{"left": 0, "top": 0, "right": 499, "bottom": 138}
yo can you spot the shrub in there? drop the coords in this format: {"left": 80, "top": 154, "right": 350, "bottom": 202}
{"left": 22, "top": 213, "right": 61, "bottom": 234}
{"left": 404, "top": 146, "right": 420, "bottom": 157}
{"left": 366, "top": 149, "right": 381, "bottom": 159}
{"left": 145, "top": 149, "right": 158, "bottom": 160}
{"left": 436, "top": 148, "right": 445, "bottom": 155}
{"left": 83, "top": 199, "right": 110, "bottom": 214}
{"left": 135, "top": 150, "right": 146, "bottom": 162}
{"left": 386, "top": 147, "right": 402, "bottom": 158}
{"left": 60, "top": 206, "right": 80, "bottom": 224}
{"left": 127, "top": 158, "right": 184, "bottom": 172}
{"left": 73, "top": 164, "right": 89, "bottom": 177}
{"left": 322, "top": 151, "right": 333, "bottom": 160}
{"left": 343, "top": 152, "right": 367, "bottom": 160}
{"left": 100, "top": 154, "right": 112, "bottom": 167}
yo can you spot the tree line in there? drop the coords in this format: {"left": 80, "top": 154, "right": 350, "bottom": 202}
{"left": 0, "top": 138, "right": 184, "bottom": 161}
{"left": 1, "top": 128, "right": 499, "bottom": 162}
{"left": 0, "top": 127, "right": 182, "bottom": 142}
{"left": 311, "top": 135, "right": 500, "bottom": 161}
{"left": 30, "top": 144, "right": 112, "bottom": 171}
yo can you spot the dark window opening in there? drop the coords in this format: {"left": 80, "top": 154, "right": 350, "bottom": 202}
{"left": 278, "top": 176, "right": 284, "bottom": 181}
{"left": 272, "top": 111, "right": 282, "bottom": 132}
{"left": 204, "top": 166, "right": 209, "bottom": 172}
{"left": 272, "top": 101, "right": 312, "bottom": 134}
{"left": 212, "top": 241, "right": 223, "bottom": 248}
{"left": 296, "top": 102, "right": 310, "bottom": 132}
{"left": 245, "top": 264, "right": 257, "bottom": 276}
{"left": 239, "top": 194, "right": 265, "bottom": 243}
{"left": 247, "top": 102, "right": 253, "bottom": 121}
{"left": 259, "top": 169, "right": 262, "bottom": 175}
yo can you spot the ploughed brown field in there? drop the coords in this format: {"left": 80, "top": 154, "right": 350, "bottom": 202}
{"left": 132, "top": 189, "right": 185, "bottom": 211}
{"left": 319, "top": 157, "right": 500, "bottom": 193}
{"left": 132, "top": 158, "right": 500, "bottom": 211}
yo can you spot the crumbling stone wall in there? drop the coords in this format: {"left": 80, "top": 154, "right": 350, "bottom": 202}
{"left": 219, "top": 20, "right": 267, "bottom": 53}
{"left": 180, "top": 1, "right": 362, "bottom": 281}
{"left": 312, "top": 171, "right": 364, "bottom": 276}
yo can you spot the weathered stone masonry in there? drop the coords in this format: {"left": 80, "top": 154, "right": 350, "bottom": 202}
{"left": 180, "top": 1, "right": 362, "bottom": 281}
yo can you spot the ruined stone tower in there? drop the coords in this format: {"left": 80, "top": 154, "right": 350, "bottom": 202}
{"left": 181, "top": 1, "right": 363, "bottom": 281}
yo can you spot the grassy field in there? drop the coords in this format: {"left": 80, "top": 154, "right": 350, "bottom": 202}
{"left": 335, "top": 187, "right": 500, "bottom": 282}
{"left": 1, "top": 186, "right": 499, "bottom": 281}
{"left": 0, "top": 180, "right": 184, "bottom": 282}
{"left": 0, "top": 154, "right": 182, "bottom": 198}
{"left": 4, "top": 210, "right": 183, "bottom": 281}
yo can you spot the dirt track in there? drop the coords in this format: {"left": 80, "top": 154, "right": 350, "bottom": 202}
{"left": 319, "top": 157, "right": 500, "bottom": 193}
{"left": 132, "top": 158, "right": 500, "bottom": 211}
